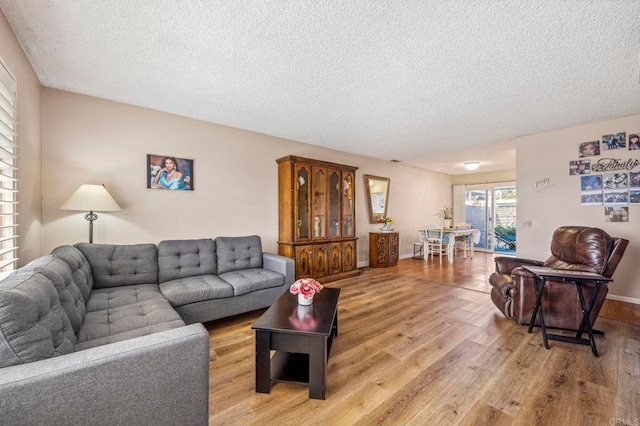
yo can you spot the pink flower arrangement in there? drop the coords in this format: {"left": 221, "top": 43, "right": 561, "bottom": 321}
{"left": 289, "top": 278, "right": 323, "bottom": 300}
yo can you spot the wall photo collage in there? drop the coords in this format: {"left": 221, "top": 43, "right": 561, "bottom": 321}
{"left": 571, "top": 132, "right": 640, "bottom": 223}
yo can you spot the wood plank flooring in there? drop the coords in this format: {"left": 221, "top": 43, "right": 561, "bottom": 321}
{"left": 206, "top": 253, "right": 640, "bottom": 425}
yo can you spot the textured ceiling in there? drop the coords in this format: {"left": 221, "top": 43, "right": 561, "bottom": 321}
{"left": 2, "top": 1, "right": 640, "bottom": 175}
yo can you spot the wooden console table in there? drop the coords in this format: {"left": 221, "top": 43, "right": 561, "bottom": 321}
{"left": 369, "top": 232, "right": 399, "bottom": 267}
{"left": 523, "top": 265, "right": 612, "bottom": 357}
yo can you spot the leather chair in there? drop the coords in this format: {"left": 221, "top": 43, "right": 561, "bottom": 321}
{"left": 489, "top": 226, "right": 628, "bottom": 329}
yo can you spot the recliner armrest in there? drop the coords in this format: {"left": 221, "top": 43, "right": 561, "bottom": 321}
{"left": 488, "top": 272, "right": 516, "bottom": 299}
{"left": 494, "top": 256, "right": 544, "bottom": 275}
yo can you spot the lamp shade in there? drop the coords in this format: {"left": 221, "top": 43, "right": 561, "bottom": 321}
{"left": 60, "top": 184, "right": 121, "bottom": 212}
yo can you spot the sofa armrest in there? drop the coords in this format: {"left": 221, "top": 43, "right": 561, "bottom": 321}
{"left": 263, "top": 252, "right": 295, "bottom": 287}
{"left": 0, "top": 323, "right": 209, "bottom": 426}
{"left": 494, "top": 256, "right": 544, "bottom": 275}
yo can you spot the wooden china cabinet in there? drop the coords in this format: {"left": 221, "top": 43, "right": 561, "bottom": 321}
{"left": 277, "top": 156, "right": 362, "bottom": 282}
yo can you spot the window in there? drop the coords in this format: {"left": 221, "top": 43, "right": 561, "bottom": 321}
{"left": 0, "top": 59, "right": 18, "bottom": 273}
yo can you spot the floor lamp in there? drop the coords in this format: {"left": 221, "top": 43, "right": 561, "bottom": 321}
{"left": 60, "top": 184, "right": 122, "bottom": 243}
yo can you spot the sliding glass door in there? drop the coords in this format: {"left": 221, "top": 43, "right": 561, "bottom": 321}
{"left": 465, "top": 189, "right": 491, "bottom": 250}
{"left": 463, "top": 183, "right": 516, "bottom": 254}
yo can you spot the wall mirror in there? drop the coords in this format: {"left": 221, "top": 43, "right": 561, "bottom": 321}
{"left": 364, "top": 174, "right": 390, "bottom": 223}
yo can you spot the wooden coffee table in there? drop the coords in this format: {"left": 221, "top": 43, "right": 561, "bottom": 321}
{"left": 251, "top": 288, "right": 340, "bottom": 399}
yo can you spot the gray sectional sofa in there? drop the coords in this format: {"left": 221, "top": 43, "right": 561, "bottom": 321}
{"left": 0, "top": 235, "right": 294, "bottom": 426}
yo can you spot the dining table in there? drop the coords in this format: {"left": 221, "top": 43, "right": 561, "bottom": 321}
{"left": 419, "top": 228, "right": 481, "bottom": 264}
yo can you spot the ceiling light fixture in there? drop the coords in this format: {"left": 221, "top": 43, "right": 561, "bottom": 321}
{"left": 463, "top": 162, "right": 480, "bottom": 171}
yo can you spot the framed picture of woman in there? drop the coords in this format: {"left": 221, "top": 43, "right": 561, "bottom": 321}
{"left": 147, "top": 154, "right": 194, "bottom": 191}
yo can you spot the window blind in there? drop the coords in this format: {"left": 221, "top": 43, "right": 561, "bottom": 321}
{"left": 0, "top": 60, "right": 18, "bottom": 272}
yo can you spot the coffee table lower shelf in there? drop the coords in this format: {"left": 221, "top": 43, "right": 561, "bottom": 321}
{"left": 270, "top": 334, "right": 335, "bottom": 385}
{"left": 271, "top": 352, "right": 310, "bottom": 384}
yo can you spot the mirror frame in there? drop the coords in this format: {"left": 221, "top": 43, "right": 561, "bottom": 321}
{"left": 363, "top": 174, "right": 391, "bottom": 224}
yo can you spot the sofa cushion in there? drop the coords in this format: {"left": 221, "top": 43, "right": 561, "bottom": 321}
{"left": 219, "top": 268, "right": 285, "bottom": 296}
{"left": 158, "top": 239, "right": 217, "bottom": 283}
{"left": 76, "top": 284, "right": 184, "bottom": 351}
{"left": 216, "top": 235, "right": 263, "bottom": 274}
{"left": 21, "top": 255, "right": 86, "bottom": 334}
{"left": 160, "top": 275, "right": 233, "bottom": 307}
{"left": 0, "top": 271, "right": 75, "bottom": 368}
{"left": 76, "top": 243, "right": 159, "bottom": 288}
{"left": 51, "top": 245, "right": 94, "bottom": 302}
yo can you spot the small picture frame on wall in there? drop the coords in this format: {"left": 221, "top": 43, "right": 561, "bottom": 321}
{"left": 630, "top": 172, "right": 640, "bottom": 188}
{"left": 579, "top": 141, "right": 600, "bottom": 158}
{"left": 602, "top": 132, "right": 626, "bottom": 150}
{"left": 603, "top": 172, "right": 628, "bottom": 189}
{"left": 569, "top": 160, "right": 590, "bottom": 175}
{"left": 605, "top": 206, "right": 628, "bottom": 222}
{"left": 630, "top": 190, "right": 640, "bottom": 204}
{"left": 581, "top": 192, "right": 602, "bottom": 206}
{"left": 580, "top": 175, "right": 602, "bottom": 191}
{"left": 603, "top": 190, "right": 628, "bottom": 205}
{"left": 630, "top": 133, "right": 640, "bottom": 150}
{"left": 147, "top": 154, "right": 194, "bottom": 191}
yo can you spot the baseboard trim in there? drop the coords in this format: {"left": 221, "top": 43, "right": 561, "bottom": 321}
{"left": 359, "top": 252, "right": 420, "bottom": 268}
{"left": 606, "top": 294, "right": 640, "bottom": 305}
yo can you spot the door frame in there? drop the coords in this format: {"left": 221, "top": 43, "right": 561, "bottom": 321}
{"left": 459, "top": 181, "right": 516, "bottom": 254}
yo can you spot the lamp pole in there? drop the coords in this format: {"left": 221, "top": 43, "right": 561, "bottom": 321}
{"left": 84, "top": 211, "right": 98, "bottom": 243}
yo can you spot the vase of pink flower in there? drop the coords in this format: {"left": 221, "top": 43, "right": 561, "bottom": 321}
{"left": 289, "top": 278, "right": 323, "bottom": 305}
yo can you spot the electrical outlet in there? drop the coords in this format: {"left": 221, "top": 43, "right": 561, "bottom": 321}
{"left": 521, "top": 219, "right": 532, "bottom": 228}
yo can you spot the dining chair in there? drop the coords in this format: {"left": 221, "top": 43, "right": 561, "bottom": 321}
{"left": 412, "top": 230, "right": 426, "bottom": 259}
{"left": 425, "top": 225, "right": 445, "bottom": 264}
{"left": 453, "top": 222, "right": 471, "bottom": 258}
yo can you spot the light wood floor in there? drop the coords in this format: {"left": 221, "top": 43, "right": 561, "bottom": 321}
{"left": 206, "top": 253, "right": 640, "bottom": 425}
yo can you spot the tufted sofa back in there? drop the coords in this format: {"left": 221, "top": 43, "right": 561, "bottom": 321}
{"left": 76, "top": 243, "right": 159, "bottom": 288}
{"left": 0, "top": 270, "right": 76, "bottom": 368}
{"left": 158, "top": 239, "right": 217, "bottom": 284}
{"left": 52, "top": 245, "right": 94, "bottom": 302}
{"left": 21, "top": 254, "right": 86, "bottom": 334}
{"left": 215, "top": 235, "right": 263, "bottom": 274}
{"left": 544, "top": 226, "right": 614, "bottom": 274}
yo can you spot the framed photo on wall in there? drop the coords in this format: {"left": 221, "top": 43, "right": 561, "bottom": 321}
{"left": 603, "top": 172, "right": 628, "bottom": 189}
{"left": 569, "top": 159, "right": 590, "bottom": 175}
{"left": 147, "top": 154, "right": 194, "bottom": 191}
{"left": 602, "top": 132, "right": 626, "bottom": 150}
{"left": 605, "top": 206, "right": 628, "bottom": 222}
{"left": 578, "top": 141, "right": 599, "bottom": 158}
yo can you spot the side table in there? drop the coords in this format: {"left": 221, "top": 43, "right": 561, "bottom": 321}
{"left": 522, "top": 265, "right": 612, "bottom": 357}
{"left": 369, "top": 232, "right": 399, "bottom": 267}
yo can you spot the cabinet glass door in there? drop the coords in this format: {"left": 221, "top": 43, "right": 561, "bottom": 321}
{"left": 295, "top": 165, "right": 310, "bottom": 240}
{"left": 312, "top": 168, "right": 327, "bottom": 240}
{"left": 341, "top": 171, "right": 355, "bottom": 237}
{"left": 328, "top": 170, "right": 341, "bottom": 238}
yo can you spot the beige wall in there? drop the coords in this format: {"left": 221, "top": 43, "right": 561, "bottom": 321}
{"left": 451, "top": 169, "right": 516, "bottom": 186}
{"left": 0, "top": 10, "right": 43, "bottom": 266}
{"left": 42, "top": 89, "right": 451, "bottom": 265}
{"left": 517, "top": 114, "right": 640, "bottom": 301}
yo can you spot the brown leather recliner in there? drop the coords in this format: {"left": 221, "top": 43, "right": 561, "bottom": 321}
{"left": 489, "top": 226, "right": 628, "bottom": 329}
